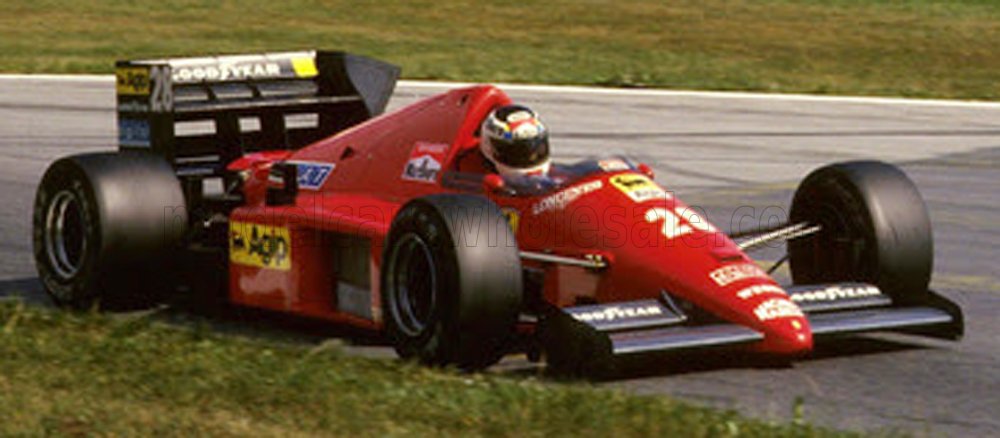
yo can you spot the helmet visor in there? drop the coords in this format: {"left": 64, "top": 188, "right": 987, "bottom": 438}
{"left": 491, "top": 136, "right": 550, "bottom": 168}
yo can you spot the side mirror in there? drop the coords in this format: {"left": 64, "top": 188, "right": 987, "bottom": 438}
{"left": 482, "top": 174, "right": 506, "bottom": 193}
{"left": 266, "top": 161, "right": 298, "bottom": 206}
{"left": 638, "top": 163, "right": 655, "bottom": 179}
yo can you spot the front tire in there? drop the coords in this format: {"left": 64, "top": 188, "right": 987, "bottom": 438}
{"left": 381, "top": 194, "right": 523, "bottom": 370}
{"left": 788, "top": 160, "right": 933, "bottom": 303}
{"left": 33, "top": 152, "right": 188, "bottom": 309}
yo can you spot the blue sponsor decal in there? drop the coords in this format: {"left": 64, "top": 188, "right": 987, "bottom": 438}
{"left": 293, "top": 162, "right": 335, "bottom": 190}
{"left": 118, "top": 118, "right": 150, "bottom": 147}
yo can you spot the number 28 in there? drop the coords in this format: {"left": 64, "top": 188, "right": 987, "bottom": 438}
{"left": 644, "top": 207, "right": 717, "bottom": 239}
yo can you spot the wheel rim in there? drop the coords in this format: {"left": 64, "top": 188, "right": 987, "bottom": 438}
{"left": 810, "top": 202, "right": 867, "bottom": 281}
{"left": 44, "top": 190, "right": 87, "bottom": 280}
{"left": 387, "top": 233, "right": 438, "bottom": 337}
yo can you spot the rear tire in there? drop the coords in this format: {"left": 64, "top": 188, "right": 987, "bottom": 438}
{"left": 381, "top": 194, "right": 523, "bottom": 370}
{"left": 33, "top": 152, "right": 188, "bottom": 309}
{"left": 788, "top": 160, "right": 932, "bottom": 302}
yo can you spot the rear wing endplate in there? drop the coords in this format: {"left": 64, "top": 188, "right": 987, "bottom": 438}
{"left": 114, "top": 51, "right": 400, "bottom": 176}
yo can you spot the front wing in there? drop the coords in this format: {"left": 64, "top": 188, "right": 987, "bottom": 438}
{"left": 539, "top": 283, "right": 962, "bottom": 358}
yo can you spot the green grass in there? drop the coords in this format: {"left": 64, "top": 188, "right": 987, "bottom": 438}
{"left": 0, "top": 300, "right": 859, "bottom": 437}
{"left": 1, "top": 0, "right": 998, "bottom": 99}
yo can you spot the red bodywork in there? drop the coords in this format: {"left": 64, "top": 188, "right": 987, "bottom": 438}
{"left": 224, "top": 85, "right": 812, "bottom": 355}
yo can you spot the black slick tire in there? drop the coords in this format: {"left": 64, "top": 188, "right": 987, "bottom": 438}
{"left": 381, "top": 194, "right": 523, "bottom": 371}
{"left": 788, "top": 160, "right": 933, "bottom": 303}
{"left": 33, "top": 152, "right": 188, "bottom": 309}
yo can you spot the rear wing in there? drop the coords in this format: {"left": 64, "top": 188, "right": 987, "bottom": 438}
{"left": 114, "top": 51, "right": 400, "bottom": 177}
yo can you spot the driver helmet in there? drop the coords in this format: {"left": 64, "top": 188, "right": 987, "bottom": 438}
{"left": 480, "top": 104, "right": 551, "bottom": 177}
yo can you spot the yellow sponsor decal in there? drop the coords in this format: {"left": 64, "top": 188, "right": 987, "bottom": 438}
{"left": 229, "top": 221, "right": 292, "bottom": 270}
{"left": 291, "top": 57, "right": 318, "bottom": 78}
{"left": 501, "top": 207, "right": 520, "bottom": 233}
{"left": 116, "top": 66, "right": 151, "bottom": 96}
{"left": 609, "top": 173, "right": 670, "bottom": 203}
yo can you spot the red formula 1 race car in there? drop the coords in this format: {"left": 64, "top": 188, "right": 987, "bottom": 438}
{"left": 33, "top": 51, "right": 962, "bottom": 373}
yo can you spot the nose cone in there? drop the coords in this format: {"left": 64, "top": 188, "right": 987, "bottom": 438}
{"left": 753, "top": 300, "right": 814, "bottom": 354}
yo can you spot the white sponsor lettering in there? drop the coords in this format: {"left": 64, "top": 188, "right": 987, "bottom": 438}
{"left": 598, "top": 158, "right": 631, "bottom": 172}
{"left": 173, "top": 62, "right": 283, "bottom": 83}
{"left": 791, "top": 285, "right": 882, "bottom": 303}
{"left": 531, "top": 180, "right": 603, "bottom": 215}
{"left": 414, "top": 142, "right": 448, "bottom": 154}
{"left": 628, "top": 188, "right": 669, "bottom": 203}
{"left": 753, "top": 298, "right": 804, "bottom": 321}
{"left": 118, "top": 100, "right": 150, "bottom": 113}
{"left": 572, "top": 304, "right": 664, "bottom": 323}
{"left": 735, "top": 284, "right": 787, "bottom": 300}
{"left": 709, "top": 263, "right": 768, "bottom": 287}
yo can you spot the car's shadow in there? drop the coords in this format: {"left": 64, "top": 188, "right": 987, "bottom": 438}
{"left": 608, "top": 337, "right": 929, "bottom": 381}
{"left": 0, "top": 276, "right": 387, "bottom": 348}
{"left": 1, "top": 275, "right": 938, "bottom": 381}
{"left": 493, "top": 336, "right": 938, "bottom": 383}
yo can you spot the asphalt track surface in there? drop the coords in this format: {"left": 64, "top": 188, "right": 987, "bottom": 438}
{"left": 1, "top": 77, "right": 998, "bottom": 436}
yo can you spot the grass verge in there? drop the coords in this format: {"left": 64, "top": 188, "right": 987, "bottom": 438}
{"left": 0, "top": 300, "right": 858, "bottom": 437}
{"left": 0, "top": 1, "right": 998, "bottom": 99}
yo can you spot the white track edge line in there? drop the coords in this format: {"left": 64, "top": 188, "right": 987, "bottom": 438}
{"left": 0, "top": 74, "right": 111, "bottom": 81}
{"left": 398, "top": 80, "right": 1000, "bottom": 108}
{"left": 2, "top": 74, "right": 998, "bottom": 109}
